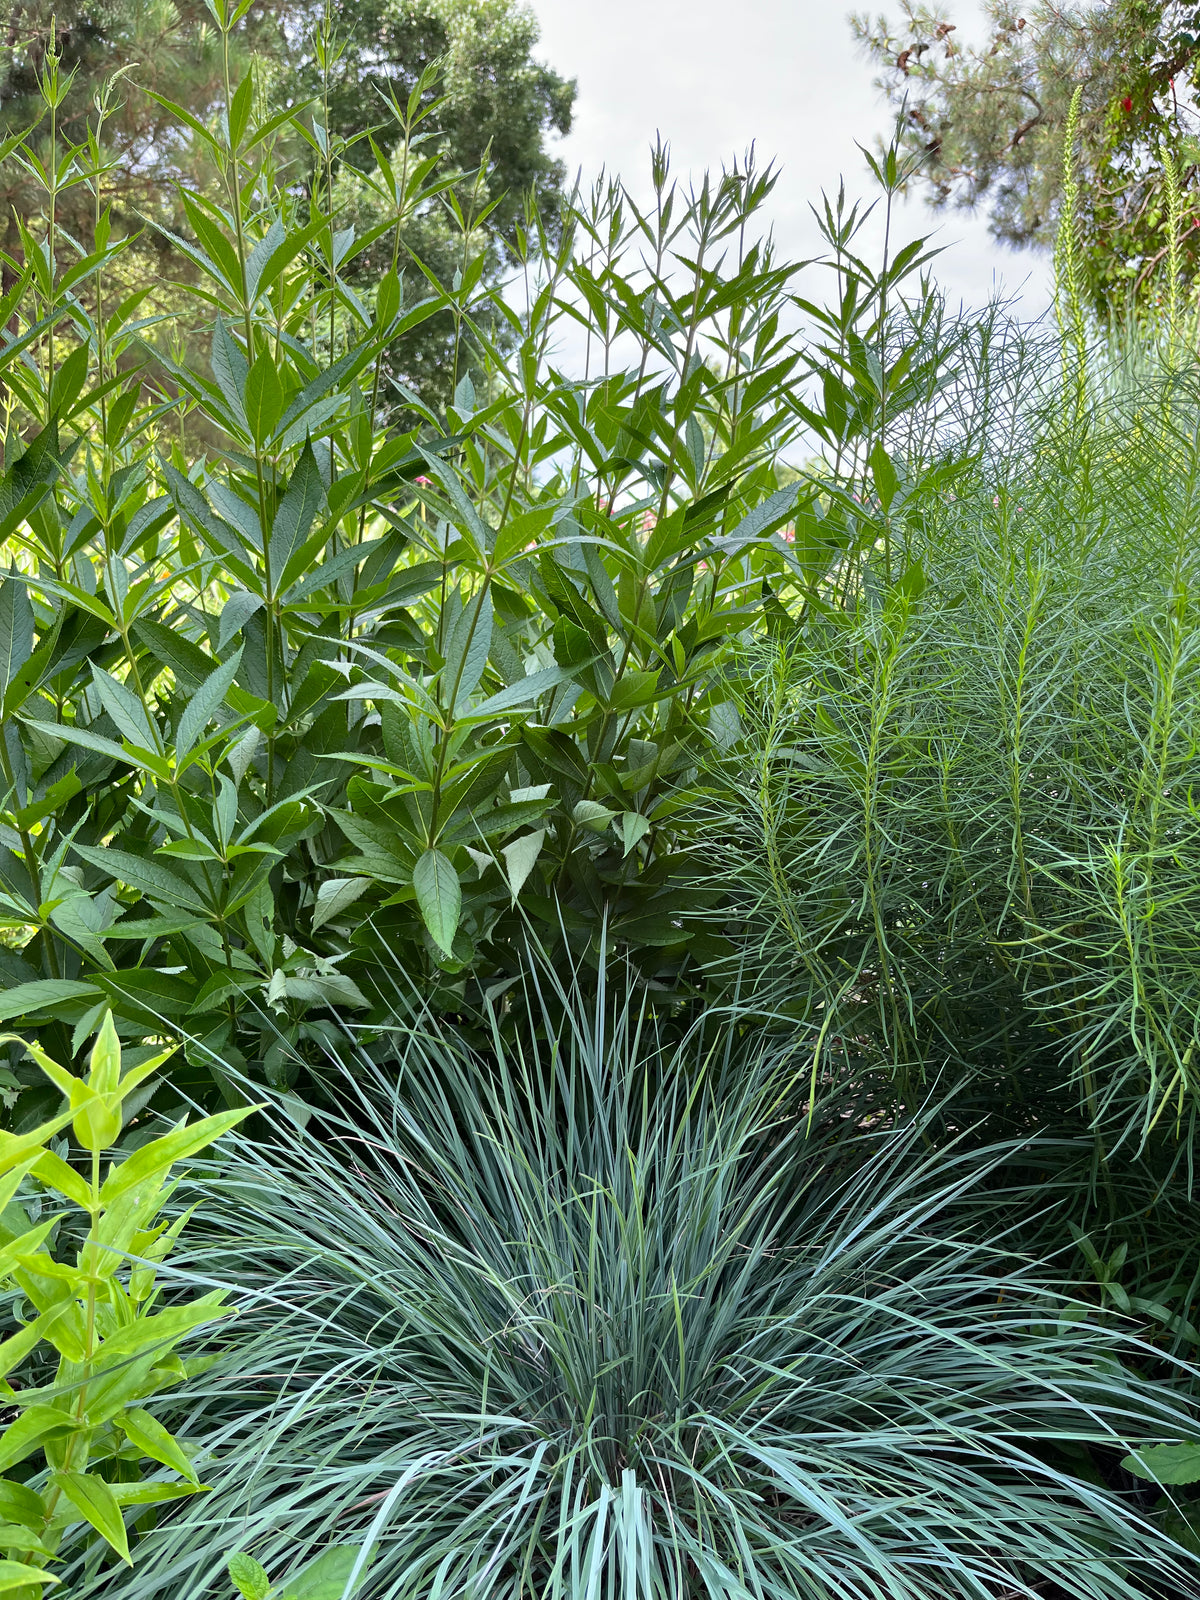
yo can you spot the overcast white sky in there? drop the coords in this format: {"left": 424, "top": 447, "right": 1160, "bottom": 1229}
{"left": 527, "top": 0, "right": 1053, "bottom": 320}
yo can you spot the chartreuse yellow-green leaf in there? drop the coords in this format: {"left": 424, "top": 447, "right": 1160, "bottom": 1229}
{"left": 100, "top": 1108, "right": 252, "bottom": 1204}
{"left": 51, "top": 1471, "right": 131, "bottom": 1563}
{"left": 0, "top": 1316, "right": 54, "bottom": 1382}
{"left": 119, "top": 1409, "right": 198, "bottom": 1484}
{"left": 87, "top": 1013, "right": 121, "bottom": 1096}
{"left": 0, "top": 1558, "right": 59, "bottom": 1590}
{"left": 0, "top": 1479, "right": 45, "bottom": 1530}
{"left": 0, "top": 1018, "right": 255, "bottom": 1582}
{"left": 0, "top": 1409, "right": 75, "bottom": 1475}
{"left": 0, "top": 1524, "right": 52, "bottom": 1557}
{"left": 29, "top": 1151, "right": 91, "bottom": 1210}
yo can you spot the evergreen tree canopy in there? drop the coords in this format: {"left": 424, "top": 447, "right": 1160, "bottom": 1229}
{"left": 0, "top": 0, "right": 572, "bottom": 214}
{"left": 282, "top": 0, "right": 574, "bottom": 242}
{"left": 852, "top": 2, "right": 1200, "bottom": 317}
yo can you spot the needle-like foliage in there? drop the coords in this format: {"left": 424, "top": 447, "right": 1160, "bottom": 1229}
{"left": 74, "top": 971, "right": 1200, "bottom": 1599}
{"left": 701, "top": 319, "right": 1200, "bottom": 1157}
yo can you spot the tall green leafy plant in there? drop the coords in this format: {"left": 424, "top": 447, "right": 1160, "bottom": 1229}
{"left": 0, "top": 4, "right": 836, "bottom": 1115}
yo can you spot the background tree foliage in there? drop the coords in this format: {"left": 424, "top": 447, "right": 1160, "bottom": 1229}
{"left": 283, "top": 0, "right": 574, "bottom": 239}
{"left": 0, "top": 0, "right": 574, "bottom": 405}
{"left": 852, "top": 1, "right": 1200, "bottom": 317}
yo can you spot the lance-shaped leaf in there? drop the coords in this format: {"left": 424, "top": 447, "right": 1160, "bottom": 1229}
{"left": 0, "top": 427, "right": 61, "bottom": 543}
{"left": 0, "top": 1407, "right": 76, "bottom": 1475}
{"left": 247, "top": 214, "right": 331, "bottom": 304}
{"left": 164, "top": 466, "right": 257, "bottom": 584}
{"left": 501, "top": 830, "right": 545, "bottom": 903}
{"left": 0, "top": 979, "right": 102, "bottom": 1022}
{"left": 702, "top": 482, "right": 801, "bottom": 557}
{"left": 0, "top": 572, "right": 33, "bottom": 701}
{"left": 219, "top": 591, "right": 265, "bottom": 651}
{"left": 119, "top": 1408, "right": 199, "bottom": 1483}
{"left": 284, "top": 537, "right": 389, "bottom": 603}
{"left": 176, "top": 647, "right": 243, "bottom": 759}
{"left": 89, "top": 664, "right": 159, "bottom": 751}
{"left": 22, "top": 717, "right": 171, "bottom": 779}
{"left": 456, "top": 665, "right": 572, "bottom": 725}
{"left": 276, "top": 340, "right": 373, "bottom": 437}
{"left": 413, "top": 848, "right": 460, "bottom": 957}
{"left": 210, "top": 318, "right": 249, "bottom": 430}
{"left": 268, "top": 443, "right": 325, "bottom": 595}
{"left": 0, "top": 1557, "right": 60, "bottom": 1590}
{"left": 209, "top": 481, "right": 263, "bottom": 554}
{"left": 245, "top": 350, "right": 283, "bottom": 445}
{"left": 100, "top": 1108, "right": 254, "bottom": 1204}
{"left": 417, "top": 445, "right": 495, "bottom": 554}
{"left": 72, "top": 846, "right": 209, "bottom": 914}
{"left": 50, "top": 1471, "right": 130, "bottom": 1563}
{"left": 311, "top": 876, "right": 371, "bottom": 933}
{"left": 443, "top": 589, "right": 493, "bottom": 711}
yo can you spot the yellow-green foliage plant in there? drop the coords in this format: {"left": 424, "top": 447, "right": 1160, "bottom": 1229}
{"left": 227, "top": 1546, "right": 367, "bottom": 1600}
{"left": 0, "top": 1014, "right": 249, "bottom": 1594}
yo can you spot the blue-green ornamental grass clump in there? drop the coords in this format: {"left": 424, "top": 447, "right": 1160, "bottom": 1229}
{"left": 79, "top": 977, "right": 1200, "bottom": 1600}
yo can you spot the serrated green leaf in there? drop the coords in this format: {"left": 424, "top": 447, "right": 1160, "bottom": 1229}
{"left": 1123, "top": 1442, "right": 1200, "bottom": 1485}
{"left": 0, "top": 979, "right": 102, "bottom": 1022}
{"left": 72, "top": 846, "right": 208, "bottom": 914}
{"left": 229, "top": 1551, "right": 272, "bottom": 1600}
{"left": 0, "top": 573, "right": 33, "bottom": 702}
{"left": 311, "top": 877, "right": 370, "bottom": 933}
{"left": 268, "top": 443, "right": 325, "bottom": 594}
{"left": 0, "top": 428, "right": 61, "bottom": 545}
{"left": 21, "top": 718, "right": 137, "bottom": 770}
{"left": 413, "top": 848, "right": 460, "bottom": 957}
{"left": 245, "top": 351, "right": 283, "bottom": 445}
{"left": 176, "top": 647, "right": 242, "bottom": 759}
{"left": 501, "top": 830, "right": 544, "bottom": 902}
{"left": 218, "top": 590, "right": 265, "bottom": 652}
{"left": 211, "top": 318, "right": 248, "bottom": 426}
{"left": 89, "top": 665, "right": 158, "bottom": 750}
{"left": 443, "top": 590, "right": 492, "bottom": 711}
{"left": 707, "top": 482, "right": 800, "bottom": 556}
{"left": 459, "top": 665, "right": 571, "bottom": 723}
{"left": 282, "top": 1544, "right": 367, "bottom": 1600}
{"left": 617, "top": 812, "right": 651, "bottom": 856}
